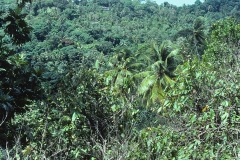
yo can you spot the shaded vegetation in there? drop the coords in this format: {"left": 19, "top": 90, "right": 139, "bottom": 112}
{"left": 0, "top": 0, "right": 239, "bottom": 159}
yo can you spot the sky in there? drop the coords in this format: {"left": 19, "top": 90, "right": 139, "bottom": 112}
{"left": 153, "top": 0, "right": 204, "bottom": 7}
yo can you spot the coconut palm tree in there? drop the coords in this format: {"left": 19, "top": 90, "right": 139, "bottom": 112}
{"left": 193, "top": 17, "right": 206, "bottom": 55}
{"left": 136, "top": 40, "right": 182, "bottom": 106}
{"left": 104, "top": 48, "right": 141, "bottom": 95}
{"left": 173, "top": 17, "right": 206, "bottom": 56}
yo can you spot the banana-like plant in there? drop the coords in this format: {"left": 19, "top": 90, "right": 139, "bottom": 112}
{"left": 137, "top": 40, "right": 182, "bottom": 106}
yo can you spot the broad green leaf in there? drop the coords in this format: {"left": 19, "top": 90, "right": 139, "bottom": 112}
{"left": 111, "top": 104, "right": 117, "bottom": 112}
{"left": 190, "top": 115, "right": 196, "bottom": 123}
{"left": 72, "top": 112, "right": 80, "bottom": 122}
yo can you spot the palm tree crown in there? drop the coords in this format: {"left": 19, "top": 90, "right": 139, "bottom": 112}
{"left": 137, "top": 40, "right": 182, "bottom": 106}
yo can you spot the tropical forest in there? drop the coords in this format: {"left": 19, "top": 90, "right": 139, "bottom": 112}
{"left": 0, "top": 0, "right": 240, "bottom": 159}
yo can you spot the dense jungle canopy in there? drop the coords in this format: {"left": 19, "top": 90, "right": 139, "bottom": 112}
{"left": 0, "top": 0, "right": 240, "bottom": 159}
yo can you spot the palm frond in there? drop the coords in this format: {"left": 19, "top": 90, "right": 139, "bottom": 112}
{"left": 134, "top": 70, "right": 153, "bottom": 79}
{"left": 143, "top": 89, "right": 152, "bottom": 107}
{"left": 136, "top": 51, "right": 154, "bottom": 66}
{"left": 120, "top": 69, "right": 133, "bottom": 77}
{"left": 115, "top": 73, "right": 124, "bottom": 86}
{"left": 162, "top": 73, "right": 175, "bottom": 87}
{"left": 165, "top": 49, "right": 183, "bottom": 70}
{"left": 104, "top": 69, "right": 118, "bottom": 77}
{"left": 129, "top": 62, "right": 147, "bottom": 69}
{"left": 151, "top": 60, "right": 164, "bottom": 72}
{"left": 159, "top": 40, "right": 172, "bottom": 60}
{"left": 137, "top": 40, "right": 183, "bottom": 106}
{"left": 193, "top": 18, "right": 206, "bottom": 45}
{"left": 166, "top": 48, "right": 180, "bottom": 59}
{"left": 195, "top": 32, "right": 205, "bottom": 44}
{"left": 152, "top": 43, "right": 159, "bottom": 56}
{"left": 138, "top": 74, "right": 157, "bottom": 95}
{"left": 151, "top": 80, "right": 164, "bottom": 103}
{"left": 194, "top": 18, "right": 205, "bottom": 31}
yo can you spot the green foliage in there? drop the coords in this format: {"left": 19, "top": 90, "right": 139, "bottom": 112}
{"left": 104, "top": 48, "right": 138, "bottom": 96}
{"left": 193, "top": 17, "right": 206, "bottom": 46}
{"left": 1, "top": 0, "right": 240, "bottom": 159}
{"left": 8, "top": 64, "right": 138, "bottom": 159}
{"left": 70, "top": 30, "right": 93, "bottom": 44}
{"left": 96, "top": 41, "right": 113, "bottom": 54}
{"left": 0, "top": 0, "right": 44, "bottom": 148}
{"left": 154, "top": 18, "right": 240, "bottom": 159}
{"left": 206, "top": 17, "right": 240, "bottom": 61}
{"left": 33, "top": 18, "right": 51, "bottom": 41}
{"left": 0, "top": 3, "right": 34, "bottom": 117}
{"left": 126, "top": 126, "right": 184, "bottom": 159}
{"left": 174, "top": 17, "right": 207, "bottom": 55}
{"left": 137, "top": 41, "right": 182, "bottom": 106}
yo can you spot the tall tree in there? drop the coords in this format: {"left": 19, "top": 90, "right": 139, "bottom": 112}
{"left": 104, "top": 48, "right": 138, "bottom": 95}
{"left": 137, "top": 41, "right": 182, "bottom": 106}
{"left": 193, "top": 17, "right": 206, "bottom": 55}
{"left": 0, "top": 0, "right": 43, "bottom": 146}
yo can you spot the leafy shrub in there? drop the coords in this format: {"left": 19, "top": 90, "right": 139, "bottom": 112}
{"left": 70, "top": 30, "right": 93, "bottom": 44}
{"left": 0, "top": 2, "right": 43, "bottom": 147}
{"left": 96, "top": 41, "right": 114, "bottom": 54}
